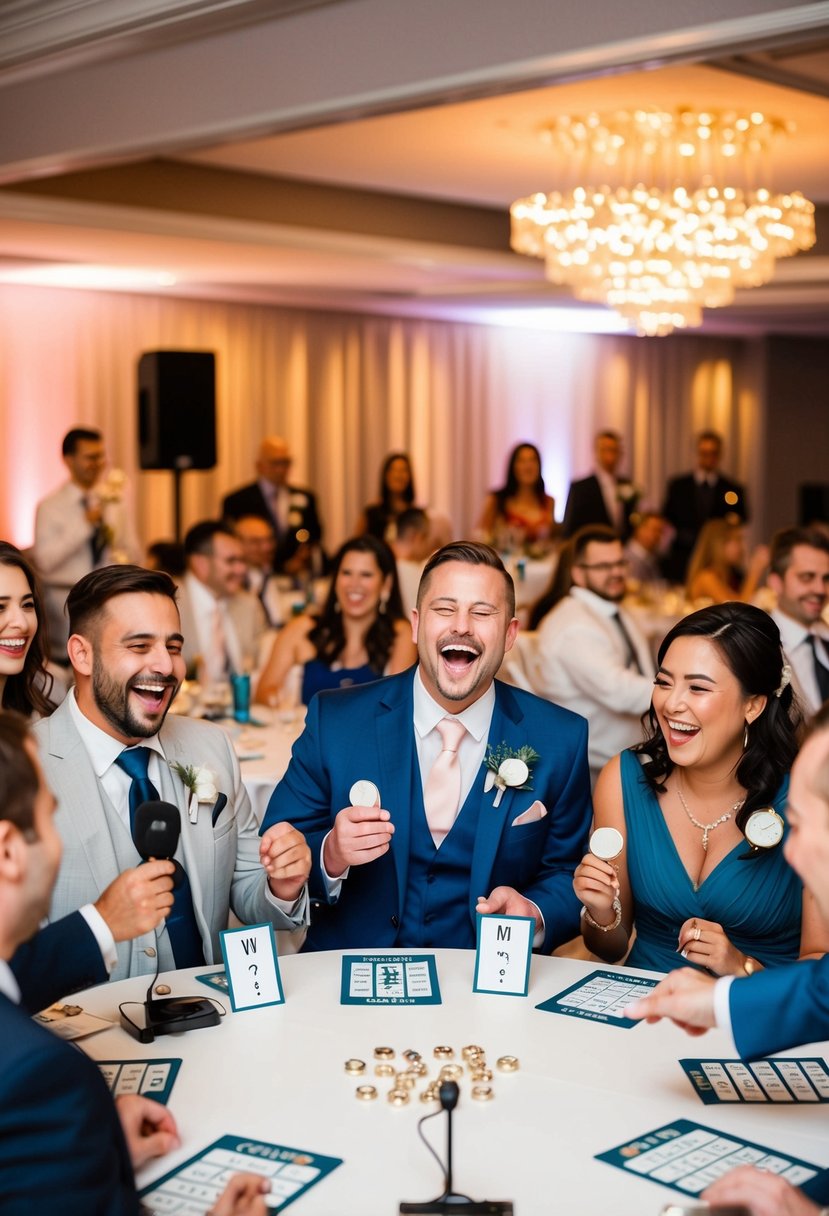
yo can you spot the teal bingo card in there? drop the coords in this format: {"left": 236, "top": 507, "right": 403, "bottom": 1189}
{"left": 340, "top": 954, "right": 441, "bottom": 1005}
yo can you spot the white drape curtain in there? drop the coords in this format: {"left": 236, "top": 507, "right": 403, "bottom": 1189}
{"left": 0, "top": 284, "right": 763, "bottom": 553}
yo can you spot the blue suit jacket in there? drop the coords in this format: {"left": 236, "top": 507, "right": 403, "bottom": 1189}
{"left": 0, "top": 992, "right": 139, "bottom": 1215}
{"left": 11, "top": 913, "right": 107, "bottom": 1014}
{"left": 262, "top": 669, "right": 591, "bottom": 952}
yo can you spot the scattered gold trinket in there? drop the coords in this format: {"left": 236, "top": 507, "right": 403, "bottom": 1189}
{"left": 472, "top": 1085, "right": 494, "bottom": 1101}
{"left": 355, "top": 1085, "right": 377, "bottom": 1101}
{"left": 471, "top": 1067, "right": 493, "bottom": 1082}
{"left": 388, "top": 1088, "right": 410, "bottom": 1106}
{"left": 374, "top": 1046, "right": 395, "bottom": 1060}
{"left": 433, "top": 1046, "right": 454, "bottom": 1060}
{"left": 462, "top": 1045, "right": 484, "bottom": 1059}
{"left": 496, "top": 1055, "right": 519, "bottom": 1072}
{"left": 439, "top": 1064, "right": 463, "bottom": 1081}
{"left": 375, "top": 1063, "right": 395, "bottom": 1077}
{"left": 344, "top": 1059, "right": 366, "bottom": 1075}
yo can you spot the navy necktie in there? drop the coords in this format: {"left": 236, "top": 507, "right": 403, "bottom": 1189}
{"left": 612, "top": 610, "right": 644, "bottom": 675}
{"left": 808, "top": 635, "right": 829, "bottom": 703}
{"left": 115, "top": 748, "right": 205, "bottom": 969}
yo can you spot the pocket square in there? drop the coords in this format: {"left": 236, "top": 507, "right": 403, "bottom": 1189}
{"left": 511, "top": 800, "right": 547, "bottom": 826}
{"left": 211, "top": 792, "right": 228, "bottom": 827}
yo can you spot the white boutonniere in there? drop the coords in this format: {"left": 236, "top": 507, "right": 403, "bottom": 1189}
{"left": 616, "top": 480, "right": 639, "bottom": 504}
{"left": 97, "top": 467, "right": 126, "bottom": 505}
{"left": 483, "top": 743, "right": 540, "bottom": 808}
{"left": 171, "top": 762, "right": 219, "bottom": 824}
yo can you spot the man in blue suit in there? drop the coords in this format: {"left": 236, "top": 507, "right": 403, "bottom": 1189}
{"left": 627, "top": 703, "right": 829, "bottom": 1214}
{"left": 0, "top": 711, "right": 271, "bottom": 1215}
{"left": 261, "top": 542, "right": 591, "bottom": 953}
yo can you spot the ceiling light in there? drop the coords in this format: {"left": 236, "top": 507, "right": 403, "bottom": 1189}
{"left": 510, "top": 108, "right": 815, "bottom": 336}
{"left": 0, "top": 264, "right": 176, "bottom": 290}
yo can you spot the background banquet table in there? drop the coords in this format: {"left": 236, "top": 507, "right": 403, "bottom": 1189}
{"left": 71, "top": 950, "right": 829, "bottom": 1216}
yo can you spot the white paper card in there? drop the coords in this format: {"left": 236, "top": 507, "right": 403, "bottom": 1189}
{"left": 219, "top": 923, "right": 283, "bottom": 1012}
{"left": 473, "top": 913, "right": 534, "bottom": 996}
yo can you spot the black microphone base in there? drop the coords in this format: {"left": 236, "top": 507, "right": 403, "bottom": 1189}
{"left": 121, "top": 997, "right": 220, "bottom": 1044}
{"left": 400, "top": 1202, "right": 513, "bottom": 1214}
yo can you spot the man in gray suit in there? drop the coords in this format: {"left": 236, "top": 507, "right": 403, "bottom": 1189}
{"left": 178, "top": 521, "right": 267, "bottom": 683}
{"left": 35, "top": 565, "right": 310, "bottom": 981}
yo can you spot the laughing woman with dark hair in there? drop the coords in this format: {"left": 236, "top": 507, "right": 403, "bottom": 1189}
{"left": 574, "top": 602, "right": 828, "bottom": 975}
{"left": 255, "top": 536, "right": 416, "bottom": 706}
{"left": 0, "top": 542, "right": 55, "bottom": 718}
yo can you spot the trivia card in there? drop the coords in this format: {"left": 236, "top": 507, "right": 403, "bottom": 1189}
{"left": 535, "top": 969, "right": 657, "bottom": 1028}
{"left": 681, "top": 1057, "right": 829, "bottom": 1104}
{"left": 139, "top": 1135, "right": 342, "bottom": 1214}
{"left": 473, "top": 914, "right": 534, "bottom": 996}
{"left": 219, "top": 923, "right": 283, "bottom": 1013}
{"left": 596, "top": 1118, "right": 821, "bottom": 1196}
{"left": 96, "top": 1058, "right": 181, "bottom": 1105}
{"left": 340, "top": 954, "right": 441, "bottom": 1005}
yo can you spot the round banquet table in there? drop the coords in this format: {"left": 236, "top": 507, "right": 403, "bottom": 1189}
{"left": 72, "top": 951, "right": 829, "bottom": 1215}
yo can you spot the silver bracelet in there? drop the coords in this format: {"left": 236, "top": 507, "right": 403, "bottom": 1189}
{"left": 580, "top": 897, "right": 622, "bottom": 932}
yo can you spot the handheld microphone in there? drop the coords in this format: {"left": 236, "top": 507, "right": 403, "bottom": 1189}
{"left": 119, "top": 801, "right": 220, "bottom": 1044}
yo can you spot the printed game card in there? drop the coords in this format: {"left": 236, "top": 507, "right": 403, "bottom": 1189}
{"left": 535, "top": 968, "right": 657, "bottom": 1028}
{"left": 219, "top": 923, "right": 283, "bottom": 1013}
{"left": 96, "top": 1058, "right": 182, "bottom": 1105}
{"left": 340, "top": 954, "right": 441, "bottom": 1005}
{"left": 681, "top": 1057, "right": 829, "bottom": 1104}
{"left": 473, "top": 913, "right": 534, "bottom": 996}
{"left": 139, "top": 1135, "right": 342, "bottom": 1213}
{"left": 596, "top": 1118, "right": 821, "bottom": 1196}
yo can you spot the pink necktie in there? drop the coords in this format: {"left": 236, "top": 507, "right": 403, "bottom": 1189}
{"left": 424, "top": 717, "right": 467, "bottom": 848}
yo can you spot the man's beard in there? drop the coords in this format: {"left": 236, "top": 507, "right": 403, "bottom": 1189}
{"left": 91, "top": 657, "right": 176, "bottom": 739}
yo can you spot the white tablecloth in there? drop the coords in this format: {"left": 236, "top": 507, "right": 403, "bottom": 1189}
{"left": 72, "top": 951, "right": 829, "bottom": 1216}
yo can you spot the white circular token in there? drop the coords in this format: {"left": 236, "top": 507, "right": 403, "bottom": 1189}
{"left": 744, "top": 808, "right": 784, "bottom": 849}
{"left": 499, "top": 758, "right": 529, "bottom": 787}
{"left": 590, "top": 826, "right": 624, "bottom": 861}
{"left": 349, "top": 779, "right": 380, "bottom": 808}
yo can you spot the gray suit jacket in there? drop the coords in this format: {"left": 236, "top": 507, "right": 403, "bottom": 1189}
{"left": 34, "top": 700, "right": 306, "bottom": 980}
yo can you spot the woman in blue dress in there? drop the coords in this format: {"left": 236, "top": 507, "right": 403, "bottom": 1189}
{"left": 574, "top": 603, "right": 828, "bottom": 975}
{"left": 255, "top": 535, "right": 416, "bottom": 706}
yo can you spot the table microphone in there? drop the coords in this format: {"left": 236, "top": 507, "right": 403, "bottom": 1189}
{"left": 119, "top": 800, "right": 220, "bottom": 1043}
{"left": 400, "top": 1081, "right": 513, "bottom": 1214}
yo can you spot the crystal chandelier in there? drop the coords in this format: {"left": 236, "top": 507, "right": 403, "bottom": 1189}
{"left": 510, "top": 109, "right": 816, "bottom": 336}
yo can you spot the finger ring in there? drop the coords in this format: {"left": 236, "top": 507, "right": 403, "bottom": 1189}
{"left": 694, "top": 927, "right": 701, "bottom": 941}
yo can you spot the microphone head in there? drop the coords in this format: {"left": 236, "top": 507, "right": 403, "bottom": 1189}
{"left": 438, "top": 1080, "right": 459, "bottom": 1112}
{"left": 132, "top": 800, "right": 181, "bottom": 861}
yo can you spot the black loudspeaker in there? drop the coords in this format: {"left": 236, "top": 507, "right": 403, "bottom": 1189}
{"left": 799, "top": 484, "right": 829, "bottom": 526}
{"left": 138, "top": 351, "right": 216, "bottom": 470}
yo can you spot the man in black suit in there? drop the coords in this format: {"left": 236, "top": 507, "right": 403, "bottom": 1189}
{"left": 562, "top": 430, "right": 638, "bottom": 541}
{"left": 0, "top": 711, "right": 269, "bottom": 1216}
{"left": 662, "top": 430, "right": 748, "bottom": 582}
{"left": 222, "top": 435, "right": 323, "bottom": 576}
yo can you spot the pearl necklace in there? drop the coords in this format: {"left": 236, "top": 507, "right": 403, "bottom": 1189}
{"left": 676, "top": 777, "right": 745, "bottom": 853}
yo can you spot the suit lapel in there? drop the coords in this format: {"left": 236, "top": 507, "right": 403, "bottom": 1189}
{"left": 468, "top": 682, "right": 526, "bottom": 917}
{"left": 43, "top": 700, "right": 123, "bottom": 905}
{"left": 375, "top": 672, "right": 417, "bottom": 920}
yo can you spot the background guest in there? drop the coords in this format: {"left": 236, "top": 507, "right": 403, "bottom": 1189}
{"left": 355, "top": 451, "right": 417, "bottom": 543}
{"left": 222, "top": 435, "right": 324, "bottom": 578}
{"left": 685, "top": 518, "right": 768, "bottom": 604}
{"left": 255, "top": 535, "right": 415, "bottom": 706}
{"left": 574, "top": 603, "right": 826, "bottom": 975}
{"left": 476, "top": 442, "right": 556, "bottom": 552}
{"left": 768, "top": 526, "right": 829, "bottom": 717}
{"left": 662, "top": 429, "right": 748, "bottom": 583}
{"left": 623, "top": 511, "right": 666, "bottom": 589}
{"left": 535, "top": 525, "right": 653, "bottom": 783}
{"left": 179, "top": 521, "right": 267, "bottom": 684}
{"left": 232, "top": 514, "right": 284, "bottom": 629}
{"left": 562, "top": 430, "right": 638, "bottom": 541}
{"left": 527, "top": 540, "right": 574, "bottom": 630}
{"left": 145, "top": 539, "right": 186, "bottom": 579}
{"left": 33, "top": 427, "right": 139, "bottom": 658}
{"left": 0, "top": 543, "right": 55, "bottom": 718}
{"left": 389, "top": 506, "right": 433, "bottom": 617}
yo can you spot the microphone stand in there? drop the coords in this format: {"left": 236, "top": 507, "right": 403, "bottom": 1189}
{"left": 400, "top": 1083, "right": 513, "bottom": 1215}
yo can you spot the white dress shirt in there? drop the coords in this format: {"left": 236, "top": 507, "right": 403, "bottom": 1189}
{"left": 0, "top": 958, "right": 21, "bottom": 1004}
{"left": 772, "top": 608, "right": 829, "bottom": 718}
{"left": 595, "top": 467, "right": 622, "bottom": 531}
{"left": 184, "top": 572, "right": 244, "bottom": 679}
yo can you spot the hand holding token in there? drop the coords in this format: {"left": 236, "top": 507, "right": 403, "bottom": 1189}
{"left": 259, "top": 821, "right": 311, "bottom": 902}
{"left": 573, "top": 826, "right": 623, "bottom": 923}
{"left": 323, "top": 780, "right": 394, "bottom": 877}
{"left": 476, "top": 886, "right": 542, "bottom": 933}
